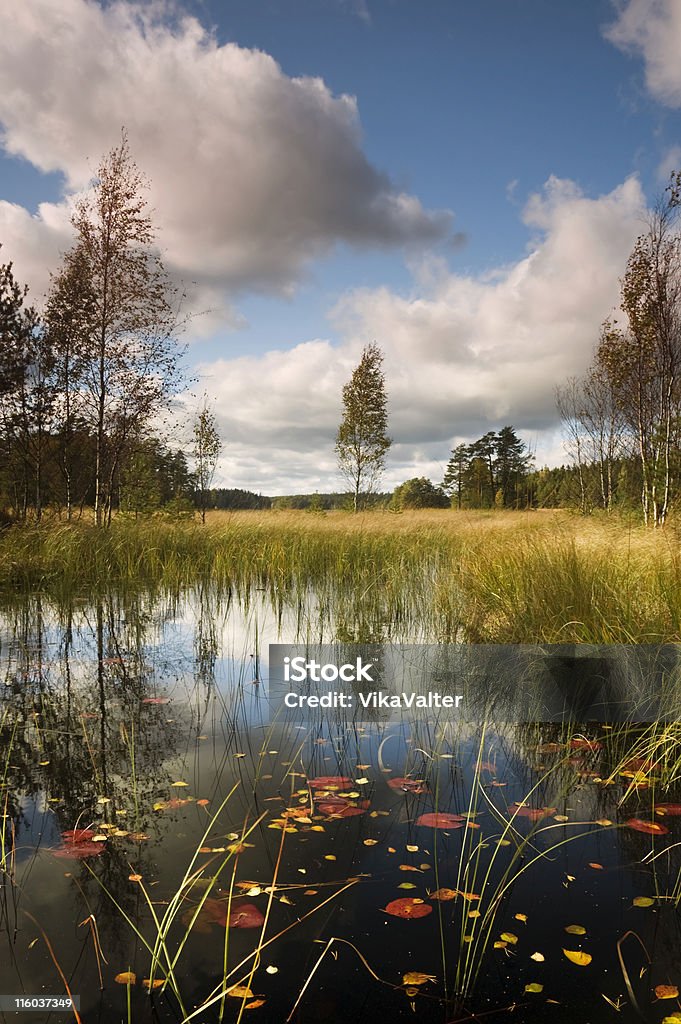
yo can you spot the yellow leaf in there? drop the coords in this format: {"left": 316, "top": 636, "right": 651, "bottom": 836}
{"left": 525, "top": 983, "right": 543, "bottom": 994}
{"left": 565, "top": 925, "right": 586, "bottom": 935}
{"left": 324, "top": 855, "right": 336, "bottom": 861}
{"left": 406, "top": 845, "right": 419, "bottom": 853}
{"left": 363, "top": 839, "right": 379, "bottom": 846}
{"left": 563, "top": 949, "right": 592, "bottom": 966}
{"left": 265, "top": 966, "right": 278, "bottom": 975}
{"left": 515, "top": 913, "right": 528, "bottom": 923}
{"left": 656, "top": 985, "right": 680, "bottom": 1000}
{"left": 115, "top": 972, "right": 136, "bottom": 985}
{"left": 142, "top": 979, "right": 164, "bottom": 990}
{"left": 171, "top": 781, "right": 188, "bottom": 787}
{"left": 227, "top": 985, "right": 254, "bottom": 999}
{"left": 633, "top": 896, "right": 655, "bottom": 907}
{"left": 530, "top": 952, "right": 545, "bottom": 962}
{"left": 554, "top": 815, "right": 569, "bottom": 822}
{"left": 494, "top": 941, "right": 507, "bottom": 949}
{"left": 500, "top": 932, "right": 518, "bottom": 945}
{"left": 402, "top": 972, "right": 436, "bottom": 986}
{"left": 398, "top": 882, "right": 417, "bottom": 889}
{"left": 430, "top": 888, "right": 457, "bottom": 901}
{"left": 245, "top": 999, "right": 265, "bottom": 1009}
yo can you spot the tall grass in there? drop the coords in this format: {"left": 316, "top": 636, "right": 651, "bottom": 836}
{"left": 1, "top": 510, "right": 680, "bottom": 642}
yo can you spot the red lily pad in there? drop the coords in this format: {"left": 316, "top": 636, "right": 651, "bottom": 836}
{"left": 52, "top": 842, "right": 104, "bottom": 859}
{"left": 181, "top": 899, "right": 265, "bottom": 934}
{"left": 384, "top": 898, "right": 432, "bottom": 919}
{"left": 308, "top": 776, "right": 354, "bottom": 790}
{"left": 655, "top": 804, "right": 681, "bottom": 816}
{"left": 415, "top": 813, "right": 466, "bottom": 829}
{"left": 387, "top": 777, "right": 429, "bottom": 794}
{"left": 508, "top": 804, "right": 557, "bottom": 821}
{"left": 316, "top": 796, "right": 369, "bottom": 818}
{"left": 625, "top": 818, "right": 669, "bottom": 835}
{"left": 142, "top": 696, "right": 171, "bottom": 705}
{"left": 62, "top": 829, "right": 96, "bottom": 843}
{"left": 569, "top": 738, "right": 602, "bottom": 752}
{"left": 621, "top": 758, "right": 652, "bottom": 772}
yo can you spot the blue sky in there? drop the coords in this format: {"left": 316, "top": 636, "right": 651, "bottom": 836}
{"left": 1, "top": 0, "right": 680, "bottom": 493}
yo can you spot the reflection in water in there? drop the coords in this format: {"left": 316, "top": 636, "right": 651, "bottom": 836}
{"left": 0, "top": 589, "right": 680, "bottom": 1023}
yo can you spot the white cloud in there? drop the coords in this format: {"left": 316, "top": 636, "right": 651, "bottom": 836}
{"left": 657, "top": 144, "right": 681, "bottom": 182}
{"left": 605, "top": 0, "right": 681, "bottom": 106}
{"left": 0, "top": 0, "right": 450, "bottom": 307}
{"left": 198, "top": 177, "right": 647, "bottom": 493}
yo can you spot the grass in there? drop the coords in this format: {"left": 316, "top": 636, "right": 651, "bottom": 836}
{"left": 1, "top": 509, "right": 681, "bottom": 643}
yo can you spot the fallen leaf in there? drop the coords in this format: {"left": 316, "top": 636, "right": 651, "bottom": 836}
{"left": 508, "top": 804, "right": 557, "bottom": 822}
{"left": 515, "top": 913, "right": 528, "bottom": 923}
{"left": 245, "top": 1000, "right": 265, "bottom": 1010}
{"left": 563, "top": 949, "right": 592, "bottom": 966}
{"left": 308, "top": 776, "right": 353, "bottom": 790}
{"left": 142, "top": 979, "right": 164, "bottom": 990}
{"left": 387, "top": 777, "right": 428, "bottom": 795}
{"left": 565, "top": 925, "right": 586, "bottom": 935}
{"left": 227, "top": 985, "right": 254, "bottom": 999}
{"left": 530, "top": 952, "right": 545, "bottom": 962}
{"left": 265, "top": 966, "right": 278, "bottom": 975}
{"left": 632, "top": 896, "right": 655, "bottom": 907}
{"left": 415, "top": 813, "right": 465, "bottom": 829}
{"left": 655, "top": 985, "right": 679, "bottom": 1000}
{"left": 115, "top": 972, "right": 136, "bottom": 985}
{"left": 588, "top": 863, "right": 603, "bottom": 870}
{"left": 402, "top": 972, "right": 436, "bottom": 986}
{"left": 625, "top": 818, "right": 669, "bottom": 835}
{"left": 384, "top": 898, "right": 432, "bottom": 919}
{"left": 430, "top": 888, "right": 457, "bottom": 901}
{"left": 500, "top": 932, "right": 518, "bottom": 945}
{"left": 525, "top": 983, "right": 543, "bottom": 993}
{"left": 171, "top": 781, "right": 188, "bottom": 788}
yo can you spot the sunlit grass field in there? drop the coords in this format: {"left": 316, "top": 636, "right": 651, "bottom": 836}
{"left": 1, "top": 508, "right": 680, "bottom": 643}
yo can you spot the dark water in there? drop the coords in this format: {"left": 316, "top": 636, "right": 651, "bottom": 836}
{"left": 1, "top": 590, "right": 680, "bottom": 1024}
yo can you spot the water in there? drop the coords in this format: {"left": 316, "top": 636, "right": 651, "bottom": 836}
{"left": 0, "top": 588, "right": 680, "bottom": 1023}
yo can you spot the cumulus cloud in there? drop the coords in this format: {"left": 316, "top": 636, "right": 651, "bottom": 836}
{"left": 199, "top": 177, "right": 647, "bottom": 493}
{"left": 0, "top": 0, "right": 450, "bottom": 308}
{"left": 605, "top": 0, "right": 681, "bottom": 106}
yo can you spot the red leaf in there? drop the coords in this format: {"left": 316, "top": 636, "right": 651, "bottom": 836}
{"left": 415, "top": 813, "right": 465, "bottom": 829}
{"left": 142, "top": 696, "right": 171, "bottom": 705}
{"left": 317, "top": 796, "right": 368, "bottom": 818}
{"left": 62, "top": 829, "right": 96, "bottom": 844}
{"left": 569, "top": 738, "right": 602, "bottom": 752}
{"left": 52, "top": 842, "right": 104, "bottom": 859}
{"left": 655, "top": 803, "right": 681, "bottom": 816}
{"left": 384, "top": 898, "right": 432, "bottom": 919}
{"left": 508, "top": 804, "right": 557, "bottom": 821}
{"left": 229, "top": 903, "right": 265, "bottom": 929}
{"left": 308, "top": 776, "right": 353, "bottom": 790}
{"left": 625, "top": 818, "right": 669, "bottom": 835}
{"left": 536, "top": 742, "right": 564, "bottom": 754}
{"left": 387, "top": 777, "right": 429, "bottom": 794}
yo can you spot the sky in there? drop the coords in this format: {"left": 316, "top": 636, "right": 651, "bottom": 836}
{"left": 1, "top": 0, "right": 681, "bottom": 494}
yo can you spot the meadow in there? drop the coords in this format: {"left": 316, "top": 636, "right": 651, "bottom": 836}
{"left": 1, "top": 508, "right": 680, "bottom": 643}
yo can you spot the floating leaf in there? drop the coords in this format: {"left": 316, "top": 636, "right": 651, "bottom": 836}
{"left": 588, "top": 863, "right": 603, "bottom": 870}
{"left": 128, "top": 874, "right": 142, "bottom": 882}
{"left": 196, "top": 799, "right": 210, "bottom": 807}
{"left": 632, "top": 896, "right": 655, "bottom": 907}
{"left": 142, "top": 979, "right": 164, "bottom": 990}
{"left": 115, "top": 972, "right": 136, "bottom": 985}
{"left": 525, "top": 983, "right": 543, "bottom": 994}
{"left": 565, "top": 925, "right": 586, "bottom": 935}
{"left": 308, "top": 776, "right": 353, "bottom": 790}
{"left": 508, "top": 804, "right": 557, "bottom": 822}
{"left": 570, "top": 738, "right": 602, "bottom": 751}
{"left": 399, "top": 864, "right": 422, "bottom": 872}
{"left": 363, "top": 839, "right": 379, "bottom": 846}
{"left": 563, "top": 949, "right": 592, "bottom": 966}
{"left": 227, "top": 985, "right": 254, "bottom": 999}
{"left": 265, "top": 966, "right": 278, "bottom": 975}
{"left": 384, "top": 898, "right": 432, "bottom": 919}
{"left": 398, "top": 882, "right": 417, "bottom": 889}
{"left": 430, "top": 888, "right": 457, "bottom": 901}
{"left": 171, "top": 780, "right": 188, "bottom": 788}
{"left": 388, "top": 777, "right": 428, "bottom": 794}
{"left": 595, "top": 818, "right": 613, "bottom": 826}
{"left": 402, "top": 972, "right": 436, "bottom": 986}
{"left": 406, "top": 844, "right": 419, "bottom": 852}
{"left": 655, "top": 804, "right": 681, "bottom": 816}
{"left": 515, "top": 913, "right": 528, "bottom": 923}
{"left": 530, "top": 952, "right": 545, "bottom": 962}
{"left": 655, "top": 985, "right": 679, "bottom": 1000}
{"left": 245, "top": 1000, "right": 265, "bottom": 1010}
{"left": 415, "top": 813, "right": 465, "bottom": 829}
{"left": 554, "top": 815, "right": 569, "bottom": 822}
{"left": 625, "top": 818, "right": 669, "bottom": 835}
{"left": 494, "top": 941, "right": 507, "bottom": 949}
{"left": 500, "top": 932, "right": 518, "bottom": 945}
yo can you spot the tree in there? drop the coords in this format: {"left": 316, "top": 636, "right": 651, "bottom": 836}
{"left": 577, "top": 173, "right": 681, "bottom": 526}
{"left": 390, "top": 477, "right": 449, "bottom": 510}
{"left": 192, "top": 399, "right": 222, "bottom": 524}
{"left": 494, "top": 426, "right": 533, "bottom": 507}
{"left": 63, "top": 129, "right": 184, "bottom": 525}
{"left": 442, "top": 443, "right": 470, "bottom": 509}
{"left": 335, "top": 343, "right": 392, "bottom": 512}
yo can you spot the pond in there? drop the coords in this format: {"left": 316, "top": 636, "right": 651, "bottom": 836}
{"left": 1, "top": 587, "right": 680, "bottom": 1023}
